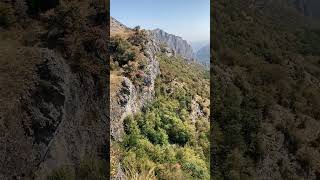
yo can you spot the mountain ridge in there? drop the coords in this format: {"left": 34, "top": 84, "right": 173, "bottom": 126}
{"left": 110, "top": 17, "right": 196, "bottom": 61}
{"left": 150, "top": 28, "right": 197, "bottom": 61}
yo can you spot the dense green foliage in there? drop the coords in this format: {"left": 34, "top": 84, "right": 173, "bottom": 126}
{"left": 118, "top": 54, "right": 210, "bottom": 179}
{"left": 109, "top": 35, "right": 137, "bottom": 66}
{"left": 212, "top": 0, "right": 320, "bottom": 179}
{"left": 109, "top": 29, "right": 149, "bottom": 86}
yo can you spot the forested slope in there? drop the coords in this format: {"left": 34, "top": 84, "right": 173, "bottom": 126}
{"left": 212, "top": 0, "right": 320, "bottom": 179}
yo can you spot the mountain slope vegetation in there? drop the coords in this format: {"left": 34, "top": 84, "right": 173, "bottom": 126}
{"left": 212, "top": 0, "right": 320, "bottom": 179}
{"left": 0, "top": 0, "right": 108, "bottom": 179}
{"left": 120, "top": 55, "right": 210, "bottom": 179}
{"left": 110, "top": 19, "right": 210, "bottom": 179}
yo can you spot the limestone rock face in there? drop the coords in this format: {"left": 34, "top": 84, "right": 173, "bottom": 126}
{"left": 110, "top": 77, "right": 138, "bottom": 141}
{"left": 190, "top": 99, "right": 204, "bottom": 123}
{"left": 0, "top": 48, "right": 108, "bottom": 180}
{"left": 150, "top": 29, "right": 196, "bottom": 61}
{"left": 110, "top": 33, "right": 160, "bottom": 142}
{"left": 190, "top": 95, "right": 210, "bottom": 123}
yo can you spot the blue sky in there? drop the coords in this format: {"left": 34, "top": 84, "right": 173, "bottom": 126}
{"left": 111, "top": 0, "right": 210, "bottom": 43}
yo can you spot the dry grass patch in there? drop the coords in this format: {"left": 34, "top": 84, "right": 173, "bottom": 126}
{"left": 110, "top": 73, "right": 123, "bottom": 98}
{"left": 111, "top": 28, "right": 134, "bottom": 39}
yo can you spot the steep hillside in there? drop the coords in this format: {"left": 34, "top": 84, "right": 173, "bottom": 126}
{"left": 151, "top": 29, "right": 196, "bottom": 61}
{"left": 109, "top": 17, "right": 160, "bottom": 142}
{"left": 212, "top": 0, "right": 320, "bottom": 179}
{"left": 110, "top": 18, "right": 210, "bottom": 179}
{"left": 0, "top": 1, "right": 108, "bottom": 179}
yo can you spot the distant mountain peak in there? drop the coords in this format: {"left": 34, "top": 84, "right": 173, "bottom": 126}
{"left": 110, "top": 17, "right": 197, "bottom": 62}
{"left": 150, "top": 29, "right": 196, "bottom": 61}
{"left": 152, "top": 28, "right": 184, "bottom": 40}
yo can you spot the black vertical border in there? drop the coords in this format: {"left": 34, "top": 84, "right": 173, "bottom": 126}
{"left": 210, "top": 0, "right": 215, "bottom": 178}
{"left": 104, "top": 0, "right": 110, "bottom": 179}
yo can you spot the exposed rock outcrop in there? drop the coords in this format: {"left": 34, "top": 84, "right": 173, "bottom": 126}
{"left": 190, "top": 95, "right": 210, "bottom": 123}
{"left": 190, "top": 99, "right": 204, "bottom": 123}
{"left": 111, "top": 76, "right": 138, "bottom": 141}
{"left": 110, "top": 27, "right": 161, "bottom": 142}
{"left": 150, "top": 29, "right": 196, "bottom": 61}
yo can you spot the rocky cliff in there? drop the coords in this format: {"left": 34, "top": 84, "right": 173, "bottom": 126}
{"left": 0, "top": 48, "right": 108, "bottom": 180}
{"left": 151, "top": 29, "right": 196, "bottom": 61}
{"left": 110, "top": 41, "right": 160, "bottom": 142}
{"left": 0, "top": 1, "right": 108, "bottom": 179}
{"left": 110, "top": 17, "right": 164, "bottom": 179}
{"left": 110, "top": 17, "right": 161, "bottom": 142}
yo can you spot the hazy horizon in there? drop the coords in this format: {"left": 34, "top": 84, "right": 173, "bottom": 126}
{"left": 111, "top": 0, "right": 210, "bottom": 43}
